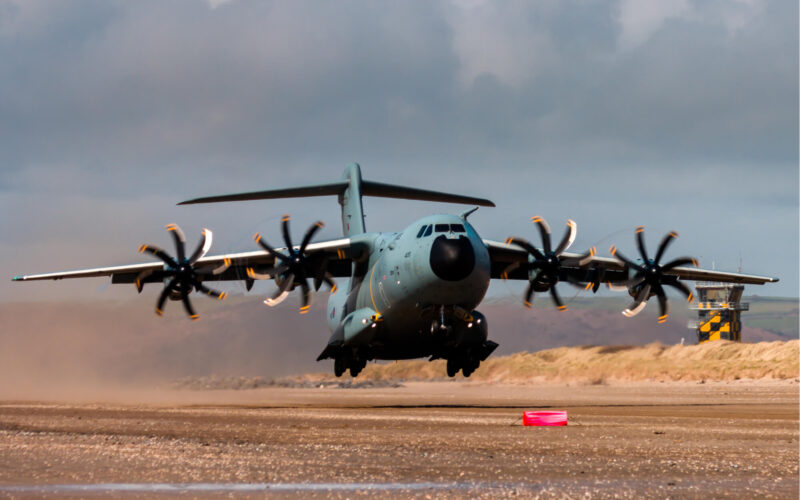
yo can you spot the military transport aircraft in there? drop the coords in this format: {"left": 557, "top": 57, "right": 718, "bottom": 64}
{"left": 13, "top": 163, "right": 778, "bottom": 377}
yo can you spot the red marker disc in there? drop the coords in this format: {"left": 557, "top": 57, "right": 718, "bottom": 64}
{"left": 522, "top": 410, "right": 568, "bottom": 426}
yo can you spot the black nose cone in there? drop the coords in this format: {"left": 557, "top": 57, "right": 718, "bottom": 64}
{"left": 430, "top": 235, "right": 475, "bottom": 281}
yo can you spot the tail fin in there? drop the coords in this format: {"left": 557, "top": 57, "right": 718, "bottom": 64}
{"left": 339, "top": 163, "right": 366, "bottom": 236}
{"left": 179, "top": 163, "right": 494, "bottom": 237}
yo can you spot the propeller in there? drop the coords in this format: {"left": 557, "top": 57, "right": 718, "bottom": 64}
{"left": 609, "top": 226, "right": 697, "bottom": 323}
{"left": 251, "top": 215, "right": 336, "bottom": 313}
{"left": 504, "top": 217, "right": 594, "bottom": 311}
{"left": 580, "top": 264, "right": 606, "bottom": 294}
{"left": 138, "top": 224, "right": 227, "bottom": 320}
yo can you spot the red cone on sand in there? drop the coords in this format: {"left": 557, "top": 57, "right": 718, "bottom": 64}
{"left": 522, "top": 410, "right": 568, "bottom": 426}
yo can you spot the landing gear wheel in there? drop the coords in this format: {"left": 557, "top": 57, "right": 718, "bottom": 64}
{"left": 446, "top": 358, "right": 460, "bottom": 377}
{"left": 349, "top": 359, "right": 366, "bottom": 377}
{"left": 334, "top": 358, "right": 346, "bottom": 377}
{"left": 462, "top": 357, "right": 480, "bottom": 378}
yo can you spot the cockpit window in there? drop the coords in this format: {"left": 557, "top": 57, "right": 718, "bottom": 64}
{"left": 450, "top": 223, "right": 466, "bottom": 233}
{"left": 416, "top": 225, "right": 428, "bottom": 238}
{"left": 434, "top": 224, "right": 449, "bottom": 232}
{"left": 424, "top": 225, "right": 433, "bottom": 237}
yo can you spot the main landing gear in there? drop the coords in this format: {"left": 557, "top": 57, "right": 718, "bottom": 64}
{"left": 334, "top": 356, "right": 367, "bottom": 377}
{"left": 444, "top": 340, "right": 499, "bottom": 378}
{"left": 446, "top": 354, "right": 480, "bottom": 378}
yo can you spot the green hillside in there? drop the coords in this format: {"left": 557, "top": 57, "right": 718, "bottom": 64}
{"left": 742, "top": 297, "right": 799, "bottom": 339}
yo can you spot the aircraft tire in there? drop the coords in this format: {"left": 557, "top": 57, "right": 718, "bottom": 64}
{"left": 334, "top": 358, "right": 346, "bottom": 377}
{"left": 349, "top": 359, "right": 366, "bottom": 377}
{"left": 462, "top": 357, "right": 479, "bottom": 377}
{"left": 446, "top": 358, "right": 460, "bottom": 377}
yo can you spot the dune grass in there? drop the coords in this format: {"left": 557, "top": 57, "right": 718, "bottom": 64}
{"left": 353, "top": 340, "right": 799, "bottom": 383}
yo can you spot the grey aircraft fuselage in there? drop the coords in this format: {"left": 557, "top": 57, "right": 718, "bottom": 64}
{"left": 325, "top": 213, "right": 491, "bottom": 361}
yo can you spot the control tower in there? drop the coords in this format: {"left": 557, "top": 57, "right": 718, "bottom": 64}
{"left": 689, "top": 283, "right": 748, "bottom": 343}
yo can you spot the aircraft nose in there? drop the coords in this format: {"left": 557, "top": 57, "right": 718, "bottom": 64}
{"left": 429, "top": 235, "right": 475, "bottom": 281}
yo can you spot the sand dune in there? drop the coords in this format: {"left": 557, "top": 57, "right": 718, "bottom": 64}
{"left": 352, "top": 340, "right": 799, "bottom": 383}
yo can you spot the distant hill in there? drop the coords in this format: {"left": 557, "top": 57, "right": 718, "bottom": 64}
{"left": 741, "top": 296, "right": 799, "bottom": 340}
{"left": 1, "top": 293, "right": 796, "bottom": 394}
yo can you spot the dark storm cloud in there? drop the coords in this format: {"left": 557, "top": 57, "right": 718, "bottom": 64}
{"left": 1, "top": 0, "right": 797, "bottom": 299}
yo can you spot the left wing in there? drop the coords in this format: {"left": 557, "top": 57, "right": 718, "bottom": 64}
{"left": 484, "top": 239, "right": 778, "bottom": 285}
{"left": 483, "top": 223, "right": 777, "bottom": 322}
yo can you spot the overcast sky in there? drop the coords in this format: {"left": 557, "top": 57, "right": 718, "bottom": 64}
{"left": 1, "top": 0, "right": 797, "bottom": 304}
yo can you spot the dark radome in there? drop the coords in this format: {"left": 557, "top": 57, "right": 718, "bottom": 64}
{"left": 429, "top": 235, "right": 475, "bottom": 281}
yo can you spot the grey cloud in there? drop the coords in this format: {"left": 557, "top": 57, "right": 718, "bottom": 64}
{"left": 0, "top": 0, "right": 796, "bottom": 298}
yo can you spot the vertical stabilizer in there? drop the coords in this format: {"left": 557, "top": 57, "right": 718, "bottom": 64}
{"left": 339, "top": 163, "right": 366, "bottom": 236}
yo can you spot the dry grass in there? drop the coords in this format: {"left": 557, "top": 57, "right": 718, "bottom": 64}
{"left": 355, "top": 340, "right": 799, "bottom": 383}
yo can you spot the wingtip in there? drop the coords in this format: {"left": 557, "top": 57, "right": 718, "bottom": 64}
{"left": 11, "top": 275, "right": 22, "bottom": 282}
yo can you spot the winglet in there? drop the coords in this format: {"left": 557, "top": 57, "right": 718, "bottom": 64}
{"left": 11, "top": 276, "right": 22, "bottom": 281}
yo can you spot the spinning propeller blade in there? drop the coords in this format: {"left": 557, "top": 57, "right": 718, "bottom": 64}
{"left": 252, "top": 215, "right": 336, "bottom": 312}
{"left": 139, "top": 224, "right": 226, "bottom": 319}
{"left": 612, "top": 227, "right": 697, "bottom": 322}
{"left": 505, "top": 217, "right": 593, "bottom": 310}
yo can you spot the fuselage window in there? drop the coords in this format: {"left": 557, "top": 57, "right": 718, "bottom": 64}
{"left": 424, "top": 225, "right": 433, "bottom": 237}
{"left": 450, "top": 224, "right": 466, "bottom": 233}
{"left": 434, "top": 224, "right": 449, "bottom": 232}
{"left": 416, "top": 225, "right": 428, "bottom": 238}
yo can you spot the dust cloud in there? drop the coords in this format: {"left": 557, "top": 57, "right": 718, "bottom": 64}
{"left": 0, "top": 295, "right": 792, "bottom": 400}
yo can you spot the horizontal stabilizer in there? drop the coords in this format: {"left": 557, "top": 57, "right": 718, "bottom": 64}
{"left": 179, "top": 180, "right": 494, "bottom": 207}
{"left": 179, "top": 182, "right": 348, "bottom": 205}
{"left": 360, "top": 181, "right": 494, "bottom": 207}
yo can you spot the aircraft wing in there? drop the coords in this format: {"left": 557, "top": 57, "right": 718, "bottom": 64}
{"left": 483, "top": 239, "right": 778, "bottom": 285}
{"left": 13, "top": 237, "right": 365, "bottom": 286}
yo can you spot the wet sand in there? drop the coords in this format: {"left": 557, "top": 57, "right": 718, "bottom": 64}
{"left": 0, "top": 381, "right": 797, "bottom": 498}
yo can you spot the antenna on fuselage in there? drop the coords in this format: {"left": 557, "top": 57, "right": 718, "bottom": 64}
{"left": 460, "top": 206, "right": 480, "bottom": 220}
